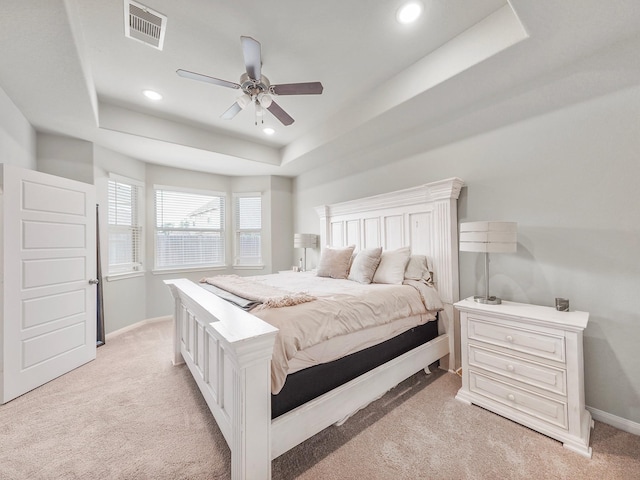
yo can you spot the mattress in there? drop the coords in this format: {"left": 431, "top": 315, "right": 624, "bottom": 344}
{"left": 286, "top": 313, "right": 432, "bottom": 374}
{"left": 201, "top": 271, "right": 442, "bottom": 393}
{"left": 272, "top": 319, "right": 440, "bottom": 418}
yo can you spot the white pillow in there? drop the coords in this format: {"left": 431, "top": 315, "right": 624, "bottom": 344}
{"left": 404, "top": 255, "right": 433, "bottom": 283}
{"left": 348, "top": 247, "right": 382, "bottom": 284}
{"left": 373, "top": 247, "right": 411, "bottom": 285}
{"left": 316, "top": 245, "right": 356, "bottom": 279}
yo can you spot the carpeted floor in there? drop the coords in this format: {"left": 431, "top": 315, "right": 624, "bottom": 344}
{"left": 1, "top": 318, "right": 638, "bottom": 479}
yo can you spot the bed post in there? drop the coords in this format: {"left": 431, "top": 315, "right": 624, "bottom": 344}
{"left": 165, "top": 279, "right": 278, "bottom": 480}
{"left": 425, "top": 178, "right": 464, "bottom": 372}
{"left": 169, "top": 287, "right": 185, "bottom": 367}
{"left": 225, "top": 330, "right": 276, "bottom": 480}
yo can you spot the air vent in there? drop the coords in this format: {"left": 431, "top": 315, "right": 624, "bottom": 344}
{"left": 124, "top": 0, "right": 167, "bottom": 50}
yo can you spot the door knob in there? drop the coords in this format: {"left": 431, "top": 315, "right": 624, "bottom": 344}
{"left": 89, "top": 279, "right": 99, "bottom": 285}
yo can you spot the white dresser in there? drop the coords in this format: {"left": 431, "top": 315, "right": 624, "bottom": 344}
{"left": 454, "top": 298, "right": 593, "bottom": 457}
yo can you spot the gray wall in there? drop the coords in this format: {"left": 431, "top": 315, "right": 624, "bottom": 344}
{"left": 0, "top": 86, "right": 36, "bottom": 170}
{"left": 94, "top": 145, "right": 147, "bottom": 333}
{"left": 37, "top": 133, "right": 94, "bottom": 184}
{"left": 32, "top": 135, "right": 294, "bottom": 333}
{"left": 293, "top": 86, "right": 640, "bottom": 425}
{"left": 144, "top": 167, "right": 292, "bottom": 320}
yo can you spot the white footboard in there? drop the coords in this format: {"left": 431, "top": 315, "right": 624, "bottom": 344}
{"left": 165, "top": 279, "right": 278, "bottom": 480}
{"left": 166, "top": 278, "right": 451, "bottom": 480}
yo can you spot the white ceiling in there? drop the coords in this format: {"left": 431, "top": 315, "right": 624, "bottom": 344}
{"left": 1, "top": 0, "right": 639, "bottom": 177}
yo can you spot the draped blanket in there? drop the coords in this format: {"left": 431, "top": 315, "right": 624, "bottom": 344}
{"left": 200, "top": 275, "right": 316, "bottom": 310}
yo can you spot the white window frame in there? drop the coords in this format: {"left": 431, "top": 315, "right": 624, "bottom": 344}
{"left": 154, "top": 185, "right": 226, "bottom": 272}
{"left": 106, "top": 174, "right": 144, "bottom": 279}
{"left": 233, "top": 192, "right": 264, "bottom": 269}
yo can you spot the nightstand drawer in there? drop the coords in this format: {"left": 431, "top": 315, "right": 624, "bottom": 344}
{"left": 469, "top": 371, "right": 568, "bottom": 429}
{"left": 468, "top": 317, "right": 565, "bottom": 363}
{"left": 468, "top": 345, "right": 567, "bottom": 395}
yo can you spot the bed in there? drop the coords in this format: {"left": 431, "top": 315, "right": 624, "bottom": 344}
{"left": 165, "top": 177, "right": 464, "bottom": 480}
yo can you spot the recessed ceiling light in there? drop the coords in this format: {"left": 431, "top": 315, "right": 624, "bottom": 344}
{"left": 142, "top": 89, "right": 162, "bottom": 100}
{"left": 397, "top": 2, "right": 423, "bottom": 24}
{"left": 263, "top": 127, "right": 275, "bottom": 135}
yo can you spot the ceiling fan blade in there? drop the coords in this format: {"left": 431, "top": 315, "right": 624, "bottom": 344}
{"left": 176, "top": 69, "right": 240, "bottom": 89}
{"left": 241, "top": 36, "right": 262, "bottom": 80}
{"left": 266, "top": 100, "right": 294, "bottom": 126}
{"left": 271, "top": 82, "right": 324, "bottom": 95}
{"left": 220, "top": 101, "right": 243, "bottom": 120}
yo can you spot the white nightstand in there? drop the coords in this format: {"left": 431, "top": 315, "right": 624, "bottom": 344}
{"left": 454, "top": 298, "right": 593, "bottom": 457}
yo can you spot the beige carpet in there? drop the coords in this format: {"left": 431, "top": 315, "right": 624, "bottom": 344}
{"left": 1, "top": 319, "right": 638, "bottom": 480}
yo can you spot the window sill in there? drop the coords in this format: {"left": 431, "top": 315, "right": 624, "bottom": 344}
{"left": 106, "top": 271, "right": 145, "bottom": 282}
{"left": 233, "top": 264, "right": 265, "bottom": 270}
{"left": 152, "top": 266, "right": 227, "bottom": 275}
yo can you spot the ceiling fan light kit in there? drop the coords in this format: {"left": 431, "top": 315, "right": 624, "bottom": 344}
{"left": 236, "top": 93, "right": 252, "bottom": 109}
{"left": 177, "top": 36, "right": 323, "bottom": 127}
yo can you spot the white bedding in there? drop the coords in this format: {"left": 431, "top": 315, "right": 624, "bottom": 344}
{"left": 201, "top": 271, "right": 442, "bottom": 393}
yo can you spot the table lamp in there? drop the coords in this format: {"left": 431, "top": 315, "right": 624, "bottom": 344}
{"left": 460, "top": 221, "right": 517, "bottom": 305}
{"left": 293, "top": 233, "right": 317, "bottom": 271}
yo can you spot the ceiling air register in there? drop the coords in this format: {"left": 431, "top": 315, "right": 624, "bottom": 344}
{"left": 124, "top": 0, "right": 167, "bottom": 50}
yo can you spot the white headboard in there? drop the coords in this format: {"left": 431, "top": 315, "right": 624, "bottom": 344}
{"left": 314, "top": 177, "right": 464, "bottom": 371}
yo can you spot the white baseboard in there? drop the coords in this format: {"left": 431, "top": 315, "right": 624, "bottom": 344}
{"left": 587, "top": 405, "right": 640, "bottom": 436}
{"left": 105, "top": 316, "right": 172, "bottom": 341}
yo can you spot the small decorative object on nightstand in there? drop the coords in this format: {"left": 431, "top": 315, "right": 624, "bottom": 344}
{"left": 454, "top": 298, "right": 593, "bottom": 458}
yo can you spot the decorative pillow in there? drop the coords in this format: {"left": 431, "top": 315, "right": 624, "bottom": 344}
{"left": 404, "top": 255, "right": 433, "bottom": 284}
{"left": 372, "top": 246, "right": 411, "bottom": 285}
{"left": 316, "top": 245, "right": 356, "bottom": 279}
{"left": 348, "top": 247, "right": 383, "bottom": 284}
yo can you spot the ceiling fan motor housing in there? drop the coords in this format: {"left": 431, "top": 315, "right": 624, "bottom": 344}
{"left": 240, "top": 73, "right": 270, "bottom": 97}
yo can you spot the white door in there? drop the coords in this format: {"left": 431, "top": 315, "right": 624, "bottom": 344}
{"left": 1, "top": 165, "right": 96, "bottom": 403}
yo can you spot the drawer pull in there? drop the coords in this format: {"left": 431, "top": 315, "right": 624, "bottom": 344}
{"left": 506, "top": 335, "right": 514, "bottom": 342}
{"left": 507, "top": 393, "right": 516, "bottom": 402}
{"left": 506, "top": 364, "right": 515, "bottom": 372}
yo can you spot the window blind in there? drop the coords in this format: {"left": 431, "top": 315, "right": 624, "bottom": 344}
{"left": 155, "top": 188, "right": 225, "bottom": 269}
{"left": 235, "top": 194, "right": 262, "bottom": 266}
{"left": 108, "top": 180, "right": 142, "bottom": 274}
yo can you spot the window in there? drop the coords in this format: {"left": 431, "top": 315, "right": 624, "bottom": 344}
{"left": 234, "top": 193, "right": 262, "bottom": 266}
{"left": 155, "top": 187, "right": 225, "bottom": 269}
{"left": 107, "top": 177, "right": 143, "bottom": 275}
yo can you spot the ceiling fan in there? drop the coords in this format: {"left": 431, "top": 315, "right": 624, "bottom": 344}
{"left": 177, "top": 36, "right": 323, "bottom": 126}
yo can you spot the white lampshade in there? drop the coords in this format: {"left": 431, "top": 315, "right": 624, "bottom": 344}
{"left": 257, "top": 92, "right": 272, "bottom": 108}
{"left": 293, "top": 233, "right": 317, "bottom": 249}
{"left": 237, "top": 93, "right": 252, "bottom": 109}
{"left": 459, "top": 221, "right": 517, "bottom": 253}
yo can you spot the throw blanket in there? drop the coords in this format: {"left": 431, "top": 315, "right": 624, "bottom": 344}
{"left": 200, "top": 275, "right": 316, "bottom": 310}
{"left": 402, "top": 279, "right": 444, "bottom": 311}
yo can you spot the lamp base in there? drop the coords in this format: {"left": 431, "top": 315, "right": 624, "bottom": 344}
{"left": 474, "top": 295, "right": 502, "bottom": 305}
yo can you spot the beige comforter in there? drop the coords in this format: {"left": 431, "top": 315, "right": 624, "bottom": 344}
{"left": 202, "top": 272, "right": 443, "bottom": 394}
